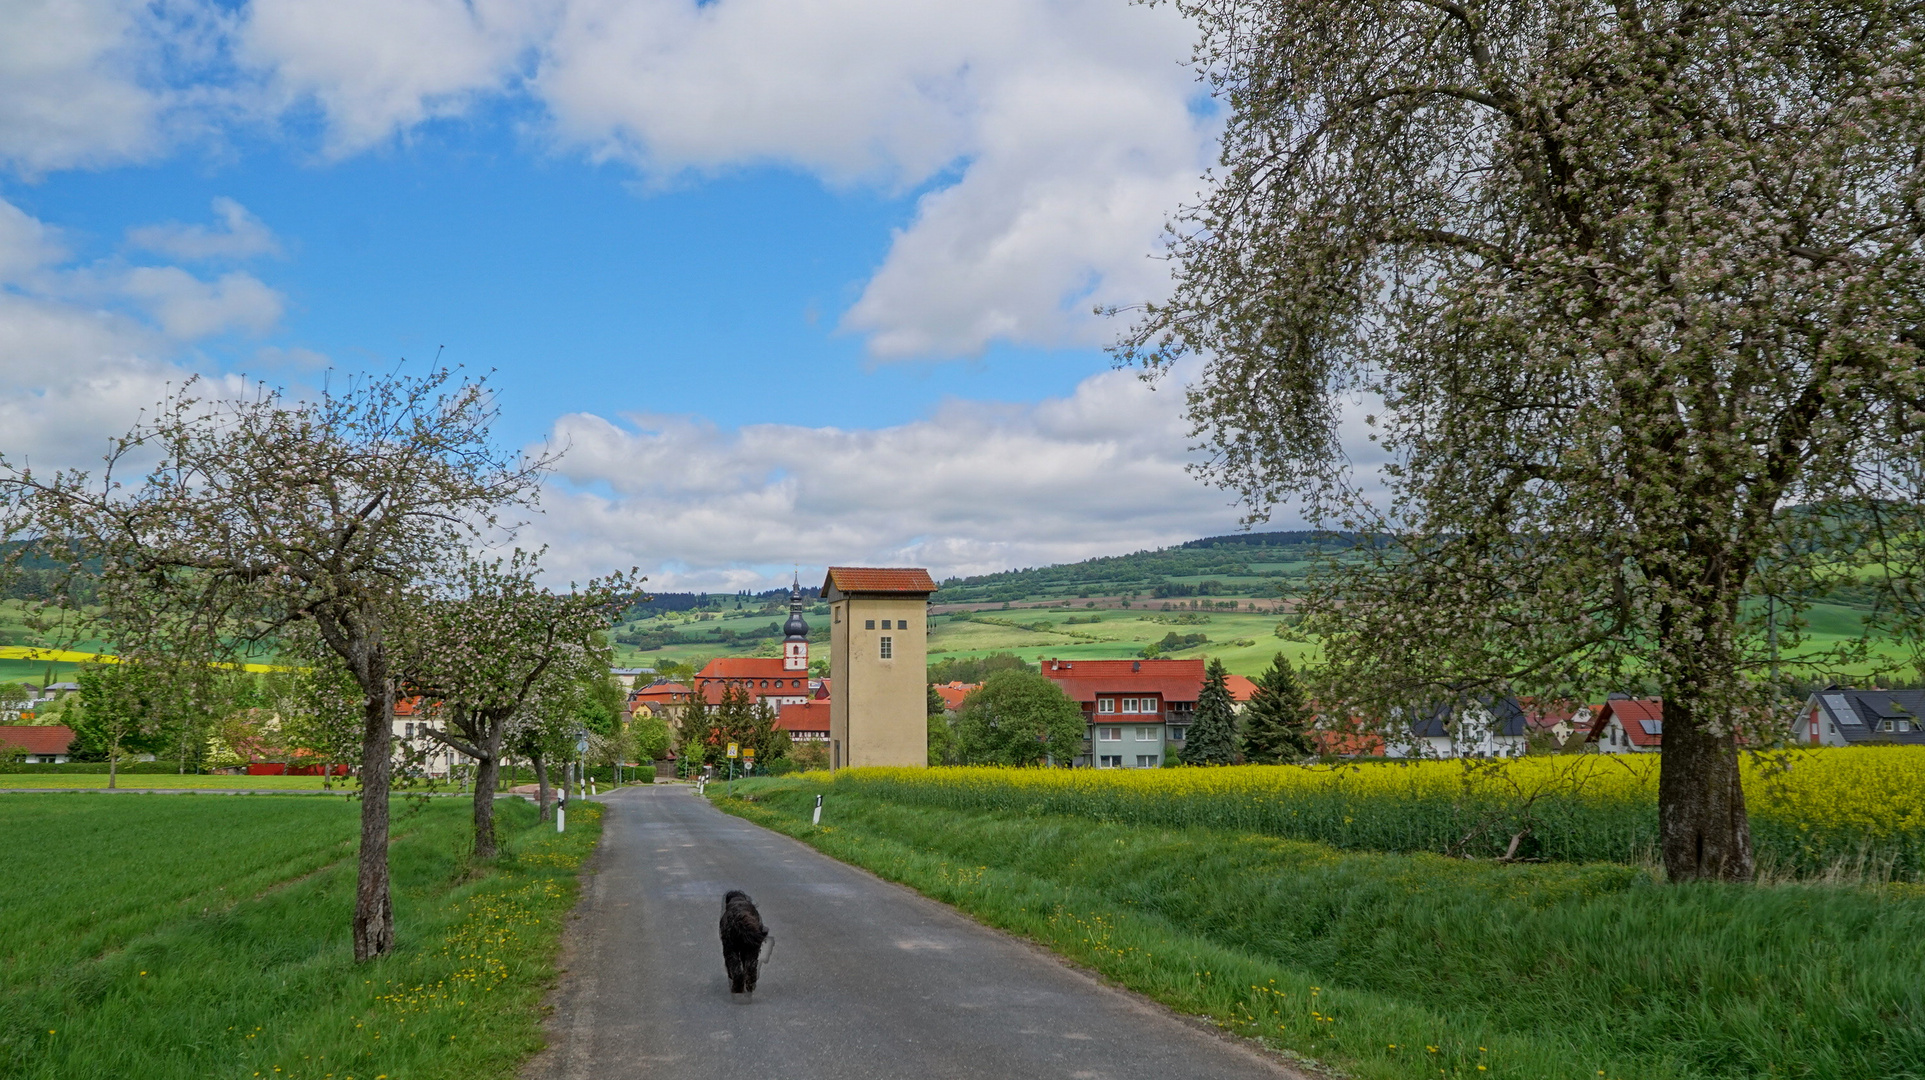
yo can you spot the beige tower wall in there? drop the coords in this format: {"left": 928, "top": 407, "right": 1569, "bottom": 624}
{"left": 828, "top": 595, "right": 928, "bottom": 769}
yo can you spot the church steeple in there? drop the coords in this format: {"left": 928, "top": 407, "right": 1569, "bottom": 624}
{"left": 782, "top": 573, "right": 810, "bottom": 671}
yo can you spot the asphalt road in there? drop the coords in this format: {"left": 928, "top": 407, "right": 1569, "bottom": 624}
{"left": 523, "top": 784, "right": 1298, "bottom": 1080}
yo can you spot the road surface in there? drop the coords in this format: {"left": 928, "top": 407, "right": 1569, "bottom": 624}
{"left": 524, "top": 783, "right": 1298, "bottom": 1080}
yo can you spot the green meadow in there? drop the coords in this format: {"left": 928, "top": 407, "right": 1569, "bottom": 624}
{"left": 0, "top": 793, "right": 597, "bottom": 1080}
{"left": 716, "top": 778, "right": 1925, "bottom": 1080}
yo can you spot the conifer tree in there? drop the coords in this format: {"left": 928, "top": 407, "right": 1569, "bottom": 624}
{"left": 1181, "top": 658, "right": 1239, "bottom": 765}
{"left": 1240, "top": 653, "right": 1313, "bottom": 764}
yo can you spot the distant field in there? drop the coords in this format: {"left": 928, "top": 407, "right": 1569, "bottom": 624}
{"left": 0, "top": 793, "right": 599, "bottom": 1080}
{"left": 0, "top": 773, "right": 337, "bottom": 790}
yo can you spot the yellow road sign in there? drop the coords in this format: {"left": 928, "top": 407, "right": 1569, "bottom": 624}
{"left": 726, "top": 742, "right": 739, "bottom": 758}
{"left": 742, "top": 747, "right": 755, "bottom": 758}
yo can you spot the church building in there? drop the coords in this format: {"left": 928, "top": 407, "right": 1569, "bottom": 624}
{"left": 692, "top": 578, "right": 817, "bottom": 711}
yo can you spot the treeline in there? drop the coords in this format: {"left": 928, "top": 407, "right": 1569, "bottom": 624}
{"left": 933, "top": 531, "right": 1347, "bottom": 604}
{"left": 622, "top": 585, "right": 820, "bottom": 619}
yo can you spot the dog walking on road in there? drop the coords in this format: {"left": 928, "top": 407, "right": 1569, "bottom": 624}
{"left": 719, "top": 890, "right": 772, "bottom": 998}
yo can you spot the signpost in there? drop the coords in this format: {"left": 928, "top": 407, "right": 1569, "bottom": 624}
{"left": 727, "top": 742, "right": 739, "bottom": 794}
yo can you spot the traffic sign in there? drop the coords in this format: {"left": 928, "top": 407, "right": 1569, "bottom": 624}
{"left": 742, "top": 747, "right": 756, "bottom": 758}
{"left": 726, "top": 742, "right": 739, "bottom": 758}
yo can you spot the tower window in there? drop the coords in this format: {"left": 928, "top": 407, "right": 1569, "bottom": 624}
{"left": 879, "top": 636, "right": 893, "bottom": 659}
{"left": 865, "top": 619, "right": 876, "bottom": 629}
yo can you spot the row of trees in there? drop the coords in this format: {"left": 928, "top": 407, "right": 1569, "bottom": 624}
{"left": 0, "top": 369, "right": 640, "bottom": 960}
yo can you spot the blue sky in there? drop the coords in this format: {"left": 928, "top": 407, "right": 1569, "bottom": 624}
{"left": 0, "top": 0, "right": 1263, "bottom": 589}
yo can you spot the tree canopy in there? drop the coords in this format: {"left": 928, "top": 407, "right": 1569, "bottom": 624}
{"left": 1121, "top": 0, "right": 1925, "bottom": 880}
{"left": 954, "top": 669, "right": 1086, "bottom": 766}
{"left": 1240, "top": 654, "right": 1315, "bottom": 763}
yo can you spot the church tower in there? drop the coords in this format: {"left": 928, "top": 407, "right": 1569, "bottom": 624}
{"left": 782, "top": 575, "right": 810, "bottom": 672}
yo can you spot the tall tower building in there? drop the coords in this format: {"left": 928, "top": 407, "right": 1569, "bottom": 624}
{"left": 822, "top": 566, "right": 937, "bottom": 769}
{"left": 782, "top": 574, "right": 810, "bottom": 672}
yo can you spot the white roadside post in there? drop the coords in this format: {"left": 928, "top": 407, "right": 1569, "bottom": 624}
{"left": 812, "top": 794, "right": 823, "bottom": 826}
{"left": 556, "top": 786, "right": 566, "bottom": 833}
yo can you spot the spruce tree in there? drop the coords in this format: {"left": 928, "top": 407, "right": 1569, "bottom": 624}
{"left": 1181, "top": 658, "right": 1239, "bottom": 765}
{"left": 1240, "top": 653, "right": 1314, "bottom": 764}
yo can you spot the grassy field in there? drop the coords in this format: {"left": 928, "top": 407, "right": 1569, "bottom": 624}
{"left": 0, "top": 773, "right": 339, "bottom": 790}
{"left": 0, "top": 792, "right": 598, "bottom": 1079}
{"left": 715, "top": 778, "right": 1925, "bottom": 1080}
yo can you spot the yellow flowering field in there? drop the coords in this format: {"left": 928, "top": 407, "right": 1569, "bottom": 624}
{"left": 816, "top": 747, "right": 1925, "bottom": 879}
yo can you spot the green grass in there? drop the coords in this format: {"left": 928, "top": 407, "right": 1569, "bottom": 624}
{"left": 714, "top": 779, "right": 1925, "bottom": 1080}
{"left": 0, "top": 792, "right": 599, "bottom": 1079}
{"left": 0, "top": 773, "right": 338, "bottom": 789}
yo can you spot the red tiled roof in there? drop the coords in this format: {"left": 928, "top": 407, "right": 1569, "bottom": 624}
{"left": 934, "top": 681, "right": 979, "bottom": 710}
{"left": 697, "top": 657, "right": 797, "bottom": 681}
{"left": 822, "top": 567, "right": 938, "bottom": 595}
{"left": 1589, "top": 699, "right": 1663, "bottom": 746}
{"left": 776, "top": 701, "right": 831, "bottom": 734}
{"left": 1038, "top": 658, "right": 1207, "bottom": 704}
{"left": 393, "top": 696, "right": 424, "bottom": 718}
{"left": 0, "top": 725, "right": 74, "bottom": 754}
{"left": 630, "top": 682, "right": 691, "bottom": 702}
{"left": 1225, "top": 674, "right": 1259, "bottom": 703}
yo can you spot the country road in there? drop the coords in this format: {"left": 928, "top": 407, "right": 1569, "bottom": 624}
{"left": 523, "top": 784, "right": 1299, "bottom": 1080}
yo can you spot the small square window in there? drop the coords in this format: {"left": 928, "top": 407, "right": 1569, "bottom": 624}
{"left": 1120, "top": 698, "right": 1139, "bottom": 714}
{"left": 1097, "top": 727, "right": 1121, "bottom": 741}
{"left": 1137, "top": 726, "right": 1157, "bottom": 741}
{"left": 1135, "top": 755, "right": 1160, "bottom": 768}
{"left": 879, "top": 635, "right": 893, "bottom": 659}
{"left": 865, "top": 619, "right": 876, "bottom": 629}
{"left": 1097, "top": 699, "right": 1115, "bottom": 713}
{"left": 1099, "top": 755, "right": 1123, "bottom": 768}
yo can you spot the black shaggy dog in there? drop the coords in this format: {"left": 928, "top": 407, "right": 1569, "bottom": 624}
{"left": 718, "top": 890, "right": 772, "bottom": 997}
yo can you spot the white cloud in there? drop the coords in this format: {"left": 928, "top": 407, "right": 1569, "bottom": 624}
{"left": 0, "top": 0, "right": 166, "bottom": 173}
{"left": 0, "top": 197, "right": 282, "bottom": 470}
{"left": 533, "top": 0, "right": 1211, "bottom": 357}
{"left": 238, "top": 0, "right": 557, "bottom": 155}
{"left": 523, "top": 363, "right": 1264, "bottom": 591}
{"left": 127, "top": 197, "right": 282, "bottom": 260}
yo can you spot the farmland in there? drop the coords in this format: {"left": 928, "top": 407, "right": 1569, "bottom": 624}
{"left": 717, "top": 769, "right": 1925, "bottom": 1080}
{"left": 605, "top": 531, "right": 1911, "bottom": 679}
{"left": 0, "top": 793, "right": 598, "bottom": 1080}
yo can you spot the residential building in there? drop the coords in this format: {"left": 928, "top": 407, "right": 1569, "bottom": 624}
{"left": 1799, "top": 688, "right": 1925, "bottom": 746}
{"left": 776, "top": 700, "right": 832, "bottom": 742}
{"left": 1394, "top": 697, "right": 1531, "bottom": 758}
{"left": 932, "top": 681, "right": 979, "bottom": 713}
{"left": 630, "top": 681, "right": 695, "bottom": 728}
{"left": 609, "top": 667, "right": 653, "bottom": 690}
{"left": 0, "top": 724, "right": 74, "bottom": 763}
{"left": 824, "top": 566, "right": 937, "bottom": 769}
{"left": 1039, "top": 657, "right": 1210, "bottom": 768}
{"left": 393, "top": 697, "right": 463, "bottom": 778}
{"left": 1583, "top": 698, "right": 1664, "bottom": 753}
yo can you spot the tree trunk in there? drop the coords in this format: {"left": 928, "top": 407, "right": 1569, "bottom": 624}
{"left": 1657, "top": 692, "right": 1754, "bottom": 881}
{"left": 108, "top": 735, "right": 118, "bottom": 790}
{"left": 352, "top": 668, "right": 395, "bottom": 963}
{"left": 471, "top": 753, "right": 499, "bottom": 859}
{"left": 533, "top": 753, "right": 551, "bottom": 822}
{"left": 1655, "top": 594, "right": 1756, "bottom": 883}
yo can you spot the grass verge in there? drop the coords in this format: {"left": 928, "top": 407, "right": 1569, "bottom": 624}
{"left": 713, "top": 777, "right": 1925, "bottom": 1080}
{"left": 0, "top": 792, "right": 599, "bottom": 1079}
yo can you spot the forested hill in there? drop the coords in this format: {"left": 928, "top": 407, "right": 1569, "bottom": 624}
{"left": 933, "top": 531, "right": 1360, "bottom": 605}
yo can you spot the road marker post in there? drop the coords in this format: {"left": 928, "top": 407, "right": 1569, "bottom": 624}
{"left": 812, "top": 794, "right": 823, "bottom": 826}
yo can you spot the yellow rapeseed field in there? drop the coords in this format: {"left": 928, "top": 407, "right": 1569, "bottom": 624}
{"left": 819, "top": 746, "right": 1925, "bottom": 877}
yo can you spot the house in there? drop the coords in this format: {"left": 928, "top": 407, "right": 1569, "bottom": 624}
{"left": 1039, "top": 657, "right": 1210, "bottom": 768}
{"left": 932, "top": 681, "right": 979, "bottom": 713}
{"left": 630, "top": 681, "right": 695, "bottom": 727}
{"left": 1518, "top": 698, "right": 1595, "bottom": 749}
{"left": 1225, "top": 674, "right": 1260, "bottom": 706}
{"left": 392, "top": 697, "right": 464, "bottom": 778}
{"left": 1392, "top": 697, "right": 1531, "bottom": 758}
{"left": 1799, "top": 688, "right": 1925, "bottom": 746}
{"left": 1583, "top": 698, "right": 1664, "bottom": 753}
{"left": 776, "top": 700, "right": 832, "bottom": 742}
{"left": 0, "top": 724, "right": 75, "bottom": 763}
